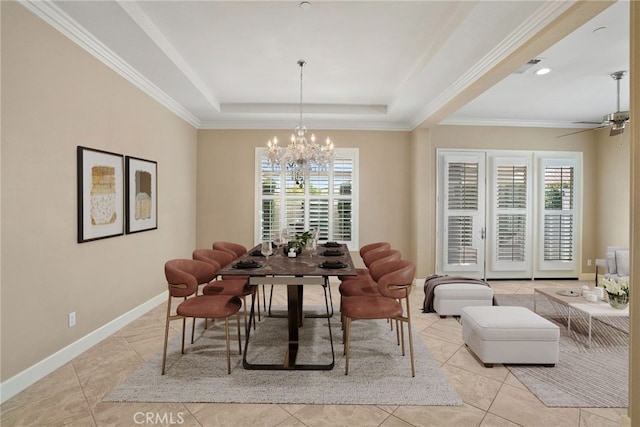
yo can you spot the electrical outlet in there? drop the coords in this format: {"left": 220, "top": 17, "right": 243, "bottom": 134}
{"left": 68, "top": 312, "right": 76, "bottom": 327}
{"left": 587, "top": 259, "right": 592, "bottom": 266}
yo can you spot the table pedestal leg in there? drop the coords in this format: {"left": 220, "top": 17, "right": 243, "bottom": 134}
{"left": 284, "top": 284, "right": 301, "bottom": 368}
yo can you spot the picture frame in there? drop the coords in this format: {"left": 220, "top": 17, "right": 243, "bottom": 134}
{"left": 77, "top": 146, "right": 125, "bottom": 243}
{"left": 125, "top": 156, "right": 158, "bottom": 234}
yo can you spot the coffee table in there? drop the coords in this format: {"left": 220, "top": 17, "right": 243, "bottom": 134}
{"left": 534, "top": 287, "right": 629, "bottom": 347}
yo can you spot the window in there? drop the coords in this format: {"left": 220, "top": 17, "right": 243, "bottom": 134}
{"left": 542, "top": 165, "right": 575, "bottom": 262}
{"left": 495, "top": 164, "right": 527, "bottom": 263}
{"left": 255, "top": 148, "right": 359, "bottom": 250}
{"left": 537, "top": 155, "right": 580, "bottom": 272}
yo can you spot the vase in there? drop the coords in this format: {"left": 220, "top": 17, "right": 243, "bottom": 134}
{"left": 607, "top": 292, "right": 629, "bottom": 309}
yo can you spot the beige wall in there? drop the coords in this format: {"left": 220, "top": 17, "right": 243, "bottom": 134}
{"left": 595, "top": 126, "right": 631, "bottom": 252}
{"left": 1, "top": 3, "right": 197, "bottom": 381}
{"left": 196, "top": 129, "right": 414, "bottom": 259}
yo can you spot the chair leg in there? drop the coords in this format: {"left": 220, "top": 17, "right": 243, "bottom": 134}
{"left": 399, "top": 319, "right": 406, "bottom": 356}
{"left": 161, "top": 296, "right": 172, "bottom": 375}
{"left": 224, "top": 317, "right": 231, "bottom": 374}
{"left": 180, "top": 318, "right": 186, "bottom": 354}
{"left": 236, "top": 311, "right": 242, "bottom": 355}
{"left": 344, "top": 317, "right": 352, "bottom": 375}
{"left": 407, "top": 319, "right": 415, "bottom": 377}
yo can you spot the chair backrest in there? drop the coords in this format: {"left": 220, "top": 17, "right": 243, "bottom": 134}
{"left": 368, "top": 251, "right": 403, "bottom": 282}
{"left": 376, "top": 260, "right": 416, "bottom": 299}
{"left": 212, "top": 241, "right": 247, "bottom": 258}
{"left": 359, "top": 242, "right": 391, "bottom": 258}
{"left": 164, "top": 259, "right": 217, "bottom": 297}
{"left": 363, "top": 248, "right": 400, "bottom": 268}
{"left": 192, "top": 248, "right": 223, "bottom": 269}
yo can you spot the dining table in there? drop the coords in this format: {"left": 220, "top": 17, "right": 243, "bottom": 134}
{"left": 217, "top": 243, "right": 357, "bottom": 370}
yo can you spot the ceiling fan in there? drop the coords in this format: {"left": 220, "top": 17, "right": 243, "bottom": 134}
{"left": 560, "top": 71, "right": 630, "bottom": 138}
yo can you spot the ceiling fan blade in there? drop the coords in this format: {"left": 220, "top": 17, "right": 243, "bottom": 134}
{"left": 610, "top": 127, "right": 625, "bottom": 137}
{"left": 556, "top": 126, "right": 607, "bottom": 138}
{"left": 574, "top": 121, "right": 603, "bottom": 125}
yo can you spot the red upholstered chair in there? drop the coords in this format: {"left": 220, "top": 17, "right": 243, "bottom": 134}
{"left": 162, "top": 259, "right": 242, "bottom": 374}
{"left": 341, "top": 260, "right": 416, "bottom": 376}
{"left": 211, "top": 241, "right": 263, "bottom": 310}
{"left": 339, "top": 242, "right": 391, "bottom": 282}
{"left": 339, "top": 250, "right": 402, "bottom": 298}
{"left": 359, "top": 242, "right": 391, "bottom": 258}
{"left": 192, "top": 249, "right": 259, "bottom": 330}
{"left": 212, "top": 241, "right": 247, "bottom": 258}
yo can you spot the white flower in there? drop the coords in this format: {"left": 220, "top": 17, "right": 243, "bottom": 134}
{"left": 600, "top": 277, "right": 630, "bottom": 296}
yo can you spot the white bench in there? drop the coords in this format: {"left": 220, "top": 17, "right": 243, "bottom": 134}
{"left": 433, "top": 283, "right": 494, "bottom": 318}
{"left": 461, "top": 306, "right": 559, "bottom": 368}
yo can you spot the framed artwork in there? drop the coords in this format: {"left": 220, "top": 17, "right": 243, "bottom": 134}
{"left": 77, "top": 146, "right": 125, "bottom": 243}
{"left": 125, "top": 156, "right": 158, "bottom": 234}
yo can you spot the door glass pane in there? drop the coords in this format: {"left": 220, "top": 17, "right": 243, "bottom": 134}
{"left": 447, "top": 216, "right": 477, "bottom": 265}
{"left": 496, "top": 214, "right": 526, "bottom": 262}
{"left": 544, "top": 166, "right": 574, "bottom": 262}
{"left": 496, "top": 165, "right": 527, "bottom": 208}
{"left": 544, "top": 214, "right": 574, "bottom": 261}
{"left": 448, "top": 162, "right": 479, "bottom": 210}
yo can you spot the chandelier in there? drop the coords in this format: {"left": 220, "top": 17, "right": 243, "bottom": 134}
{"left": 266, "top": 60, "right": 334, "bottom": 188}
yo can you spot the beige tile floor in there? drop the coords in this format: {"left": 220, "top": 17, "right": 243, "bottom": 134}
{"left": 1, "top": 279, "right": 629, "bottom": 427}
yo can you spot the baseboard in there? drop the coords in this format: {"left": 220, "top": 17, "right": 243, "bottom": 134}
{"left": 0, "top": 291, "right": 167, "bottom": 404}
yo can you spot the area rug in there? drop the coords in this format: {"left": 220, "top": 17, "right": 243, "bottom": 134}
{"left": 494, "top": 294, "right": 628, "bottom": 408}
{"left": 105, "top": 307, "right": 462, "bottom": 406}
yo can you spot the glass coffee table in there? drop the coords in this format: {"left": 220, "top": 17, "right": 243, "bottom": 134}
{"left": 534, "top": 287, "right": 629, "bottom": 347}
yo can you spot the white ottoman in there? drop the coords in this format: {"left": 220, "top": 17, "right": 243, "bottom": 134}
{"left": 461, "top": 306, "right": 559, "bottom": 368}
{"left": 434, "top": 283, "right": 494, "bottom": 317}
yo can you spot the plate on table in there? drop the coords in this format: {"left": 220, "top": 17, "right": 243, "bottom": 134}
{"left": 556, "top": 289, "right": 580, "bottom": 297}
{"left": 322, "top": 249, "right": 343, "bottom": 256}
{"left": 323, "top": 242, "right": 341, "bottom": 248}
{"left": 234, "top": 260, "right": 261, "bottom": 269}
{"left": 319, "top": 261, "right": 347, "bottom": 269}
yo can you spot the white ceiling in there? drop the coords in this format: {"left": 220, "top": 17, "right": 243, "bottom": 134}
{"left": 27, "top": 1, "right": 629, "bottom": 131}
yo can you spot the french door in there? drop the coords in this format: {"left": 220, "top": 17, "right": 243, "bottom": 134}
{"left": 437, "top": 150, "right": 581, "bottom": 280}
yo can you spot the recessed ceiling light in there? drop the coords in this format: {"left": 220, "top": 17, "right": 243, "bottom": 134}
{"left": 300, "top": 1, "right": 311, "bottom": 10}
{"left": 535, "top": 68, "right": 552, "bottom": 76}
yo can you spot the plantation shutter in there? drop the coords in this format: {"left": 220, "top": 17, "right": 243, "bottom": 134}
{"left": 538, "top": 157, "right": 578, "bottom": 271}
{"left": 441, "top": 153, "right": 485, "bottom": 276}
{"left": 487, "top": 155, "right": 531, "bottom": 275}
{"left": 256, "top": 148, "right": 358, "bottom": 250}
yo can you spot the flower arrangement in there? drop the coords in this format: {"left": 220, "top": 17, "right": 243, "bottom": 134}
{"left": 600, "top": 276, "right": 630, "bottom": 309}
{"left": 600, "top": 276, "right": 629, "bottom": 296}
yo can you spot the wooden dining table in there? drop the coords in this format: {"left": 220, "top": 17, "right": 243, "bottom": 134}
{"left": 218, "top": 243, "right": 357, "bottom": 370}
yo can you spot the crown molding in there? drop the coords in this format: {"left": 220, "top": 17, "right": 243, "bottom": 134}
{"left": 19, "top": 0, "right": 201, "bottom": 128}
{"left": 199, "top": 118, "right": 411, "bottom": 132}
{"left": 439, "top": 117, "right": 590, "bottom": 129}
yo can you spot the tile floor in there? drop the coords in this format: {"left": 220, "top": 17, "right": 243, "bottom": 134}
{"left": 1, "top": 280, "right": 629, "bottom": 427}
